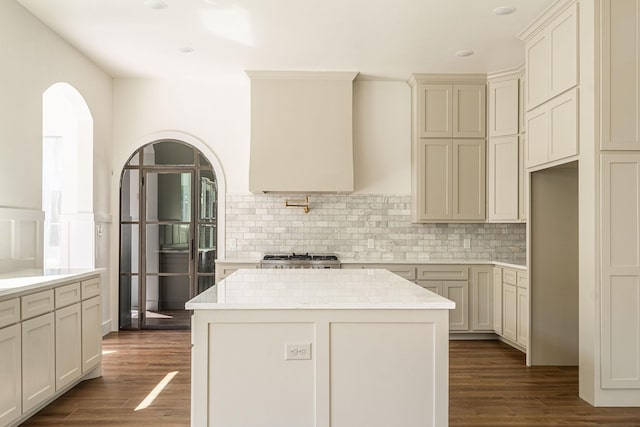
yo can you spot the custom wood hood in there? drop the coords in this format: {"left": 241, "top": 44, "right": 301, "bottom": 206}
{"left": 246, "top": 71, "right": 358, "bottom": 193}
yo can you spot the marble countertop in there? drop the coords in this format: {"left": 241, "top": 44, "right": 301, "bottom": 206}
{"left": 216, "top": 258, "right": 527, "bottom": 269}
{"left": 186, "top": 269, "right": 455, "bottom": 310}
{"left": 0, "top": 268, "right": 103, "bottom": 299}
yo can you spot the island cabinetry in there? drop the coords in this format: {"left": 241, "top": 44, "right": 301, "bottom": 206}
{"left": 410, "top": 75, "right": 486, "bottom": 223}
{"left": 416, "top": 265, "right": 469, "bottom": 331}
{"left": 0, "top": 298, "right": 21, "bottom": 426}
{"left": 188, "top": 269, "right": 453, "bottom": 427}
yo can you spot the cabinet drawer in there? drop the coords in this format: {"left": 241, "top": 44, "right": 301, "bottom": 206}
{"left": 503, "top": 269, "right": 517, "bottom": 285}
{"left": 0, "top": 298, "right": 20, "bottom": 328}
{"left": 417, "top": 265, "right": 468, "bottom": 281}
{"left": 55, "top": 282, "right": 81, "bottom": 309}
{"left": 377, "top": 265, "right": 416, "bottom": 281}
{"left": 21, "top": 289, "right": 54, "bottom": 320}
{"left": 81, "top": 277, "right": 101, "bottom": 300}
{"left": 517, "top": 271, "right": 528, "bottom": 289}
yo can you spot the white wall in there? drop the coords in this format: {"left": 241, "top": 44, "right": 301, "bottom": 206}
{"left": 0, "top": 0, "right": 113, "bottom": 325}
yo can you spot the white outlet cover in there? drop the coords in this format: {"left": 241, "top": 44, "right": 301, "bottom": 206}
{"left": 285, "top": 343, "right": 311, "bottom": 360}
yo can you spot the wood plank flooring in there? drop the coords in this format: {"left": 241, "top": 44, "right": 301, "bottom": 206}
{"left": 22, "top": 331, "right": 640, "bottom": 426}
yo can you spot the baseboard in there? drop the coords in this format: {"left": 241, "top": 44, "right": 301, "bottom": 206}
{"left": 102, "top": 319, "right": 111, "bottom": 336}
{"left": 449, "top": 332, "right": 499, "bottom": 341}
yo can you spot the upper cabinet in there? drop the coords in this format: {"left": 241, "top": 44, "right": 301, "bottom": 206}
{"left": 410, "top": 75, "right": 486, "bottom": 223}
{"left": 520, "top": 0, "right": 579, "bottom": 170}
{"left": 418, "top": 83, "right": 485, "bottom": 139}
{"left": 489, "top": 79, "right": 519, "bottom": 137}
{"left": 523, "top": 1, "right": 578, "bottom": 111}
{"left": 601, "top": 0, "right": 640, "bottom": 150}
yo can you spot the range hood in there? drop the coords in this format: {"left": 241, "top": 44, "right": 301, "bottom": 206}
{"left": 246, "top": 71, "right": 358, "bottom": 193}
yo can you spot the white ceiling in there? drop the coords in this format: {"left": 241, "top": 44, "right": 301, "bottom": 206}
{"left": 17, "top": 0, "right": 553, "bottom": 80}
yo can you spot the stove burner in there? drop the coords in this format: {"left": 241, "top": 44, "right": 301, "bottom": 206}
{"left": 260, "top": 253, "right": 340, "bottom": 268}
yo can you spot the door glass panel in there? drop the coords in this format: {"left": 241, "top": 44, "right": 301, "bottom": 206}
{"left": 199, "top": 154, "right": 211, "bottom": 167}
{"left": 120, "top": 224, "right": 139, "bottom": 274}
{"left": 200, "top": 170, "right": 216, "bottom": 221}
{"left": 197, "top": 275, "right": 215, "bottom": 294}
{"left": 144, "top": 275, "right": 191, "bottom": 328}
{"left": 146, "top": 224, "right": 190, "bottom": 274}
{"left": 143, "top": 141, "right": 195, "bottom": 165}
{"left": 127, "top": 152, "right": 140, "bottom": 166}
{"left": 146, "top": 172, "right": 192, "bottom": 222}
{"left": 120, "top": 169, "right": 139, "bottom": 221}
{"left": 119, "top": 275, "right": 138, "bottom": 329}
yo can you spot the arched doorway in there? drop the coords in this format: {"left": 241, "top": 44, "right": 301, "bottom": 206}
{"left": 119, "top": 140, "right": 217, "bottom": 329}
{"left": 42, "top": 83, "right": 94, "bottom": 269}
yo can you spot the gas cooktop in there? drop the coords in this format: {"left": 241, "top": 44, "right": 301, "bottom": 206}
{"left": 262, "top": 253, "right": 339, "bottom": 261}
{"left": 261, "top": 253, "right": 340, "bottom": 269}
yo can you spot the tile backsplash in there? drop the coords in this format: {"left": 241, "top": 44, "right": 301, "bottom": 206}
{"left": 225, "top": 194, "right": 526, "bottom": 263}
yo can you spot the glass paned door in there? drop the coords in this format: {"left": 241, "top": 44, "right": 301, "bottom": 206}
{"left": 143, "top": 171, "right": 193, "bottom": 329}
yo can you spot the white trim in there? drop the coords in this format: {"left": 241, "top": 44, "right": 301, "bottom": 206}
{"left": 0, "top": 207, "right": 44, "bottom": 221}
{"left": 94, "top": 212, "right": 112, "bottom": 223}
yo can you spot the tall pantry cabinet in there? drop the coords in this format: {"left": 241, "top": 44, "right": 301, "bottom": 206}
{"left": 521, "top": 0, "right": 640, "bottom": 406}
{"left": 409, "top": 75, "right": 487, "bottom": 222}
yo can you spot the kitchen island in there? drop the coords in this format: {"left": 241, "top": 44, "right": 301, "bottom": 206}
{"left": 186, "top": 268, "right": 454, "bottom": 427}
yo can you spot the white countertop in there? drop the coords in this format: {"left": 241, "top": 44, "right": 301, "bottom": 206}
{"left": 186, "top": 269, "right": 455, "bottom": 310}
{"left": 0, "top": 268, "right": 103, "bottom": 299}
{"left": 216, "top": 258, "right": 527, "bottom": 269}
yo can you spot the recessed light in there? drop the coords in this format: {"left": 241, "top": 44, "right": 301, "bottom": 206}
{"left": 455, "top": 50, "right": 474, "bottom": 57}
{"left": 144, "top": 0, "right": 168, "bottom": 10}
{"left": 493, "top": 6, "right": 516, "bottom": 16}
{"left": 178, "top": 47, "right": 194, "bottom": 53}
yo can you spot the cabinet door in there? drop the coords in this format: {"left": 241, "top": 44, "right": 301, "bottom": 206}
{"left": 416, "top": 280, "right": 442, "bottom": 296}
{"left": 548, "top": 88, "right": 578, "bottom": 162}
{"left": 526, "top": 30, "right": 550, "bottom": 110}
{"left": 56, "top": 303, "right": 82, "bottom": 391}
{"left": 601, "top": 0, "right": 640, "bottom": 150}
{"left": 489, "top": 79, "right": 519, "bottom": 137}
{"left": 549, "top": 2, "right": 578, "bottom": 98}
{"left": 453, "top": 84, "right": 486, "bottom": 138}
{"left": 0, "top": 324, "right": 21, "bottom": 425}
{"left": 443, "top": 281, "right": 469, "bottom": 331}
{"left": 518, "top": 136, "right": 527, "bottom": 221}
{"left": 517, "top": 287, "right": 529, "bottom": 347}
{"left": 82, "top": 296, "right": 102, "bottom": 373}
{"left": 453, "top": 140, "right": 485, "bottom": 221}
{"left": 417, "top": 139, "right": 452, "bottom": 220}
{"left": 493, "top": 268, "right": 503, "bottom": 335}
{"left": 418, "top": 84, "right": 452, "bottom": 137}
{"left": 470, "top": 267, "right": 493, "bottom": 331}
{"left": 502, "top": 283, "right": 518, "bottom": 342}
{"left": 22, "top": 312, "right": 55, "bottom": 413}
{"left": 488, "top": 135, "right": 519, "bottom": 221}
{"left": 526, "top": 104, "right": 548, "bottom": 168}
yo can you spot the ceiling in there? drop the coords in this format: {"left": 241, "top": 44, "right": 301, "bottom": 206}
{"left": 17, "top": 0, "right": 553, "bottom": 80}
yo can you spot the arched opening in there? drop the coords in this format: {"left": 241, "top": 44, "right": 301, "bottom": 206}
{"left": 42, "top": 83, "right": 94, "bottom": 269}
{"left": 119, "top": 140, "right": 218, "bottom": 329}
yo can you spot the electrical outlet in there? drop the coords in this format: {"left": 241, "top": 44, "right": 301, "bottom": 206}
{"left": 285, "top": 343, "right": 311, "bottom": 360}
{"left": 463, "top": 238, "right": 471, "bottom": 249}
{"left": 367, "top": 238, "right": 375, "bottom": 249}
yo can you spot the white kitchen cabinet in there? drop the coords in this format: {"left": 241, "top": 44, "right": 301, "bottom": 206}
{"left": 516, "top": 272, "right": 529, "bottom": 347}
{"left": 416, "top": 280, "right": 442, "bottom": 296}
{"left": 343, "top": 264, "right": 417, "bottom": 282}
{"left": 526, "top": 88, "right": 578, "bottom": 169}
{"left": 524, "top": 1, "right": 578, "bottom": 111}
{"left": 0, "top": 323, "right": 21, "bottom": 426}
{"left": 493, "top": 268, "right": 503, "bottom": 335}
{"left": 518, "top": 136, "right": 527, "bottom": 221}
{"left": 488, "top": 135, "right": 519, "bottom": 221}
{"left": 470, "top": 266, "right": 492, "bottom": 331}
{"left": 81, "top": 296, "right": 102, "bottom": 373}
{"left": 215, "top": 261, "right": 260, "bottom": 283}
{"left": 601, "top": 0, "right": 640, "bottom": 150}
{"left": 22, "top": 312, "right": 55, "bottom": 413}
{"left": 453, "top": 139, "right": 486, "bottom": 221}
{"left": 443, "top": 281, "right": 469, "bottom": 331}
{"left": 55, "top": 303, "right": 82, "bottom": 390}
{"left": 414, "top": 139, "right": 485, "bottom": 222}
{"left": 502, "top": 283, "right": 518, "bottom": 342}
{"left": 418, "top": 83, "right": 485, "bottom": 138}
{"left": 489, "top": 78, "right": 519, "bottom": 137}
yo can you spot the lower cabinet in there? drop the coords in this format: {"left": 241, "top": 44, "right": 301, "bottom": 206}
{"left": 443, "top": 281, "right": 469, "bottom": 330}
{"left": 55, "top": 303, "right": 82, "bottom": 390}
{"left": 502, "top": 283, "right": 518, "bottom": 342}
{"left": 82, "top": 296, "right": 102, "bottom": 373}
{"left": 492, "top": 268, "right": 503, "bottom": 334}
{"left": 494, "top": 266, "right": 528, "bottom": 350}
{"left": 470, "top": 266, "right": 493, "bottom": 331}
{"left": 517, "top": 286, "right": 529, "bottom": 346}
{"left": 0, "top": 323, "right": 21, "bottom": 426}
{"left": 22, "top": 312, "right": 55, "bottom": 413}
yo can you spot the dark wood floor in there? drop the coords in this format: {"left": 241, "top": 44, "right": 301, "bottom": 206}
{"left": 23, "top": 331, "right": 640, "bottom": 426}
